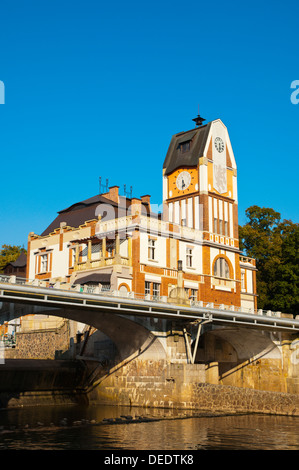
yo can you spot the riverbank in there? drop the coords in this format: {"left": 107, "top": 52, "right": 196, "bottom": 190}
{"left": 0, "top": 358, "right": 298, "bottom": 416}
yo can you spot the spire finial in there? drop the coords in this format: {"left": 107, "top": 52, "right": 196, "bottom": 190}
{"left": 192, "top": 105, "right": 206, "bottom": 127}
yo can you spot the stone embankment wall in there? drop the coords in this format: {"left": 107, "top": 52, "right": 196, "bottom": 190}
{"left": 190, "top": 383, "right": 299, "bottom": 416}
{"left": 5, "top": 320, "right": 72, "bottom": 360}
{"left": 88, "top": 359, "right": 299, "bottom": 416}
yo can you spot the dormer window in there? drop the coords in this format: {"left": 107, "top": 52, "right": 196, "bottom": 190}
{"left": 180, "top": 141, "right": 191, "bottom": 153}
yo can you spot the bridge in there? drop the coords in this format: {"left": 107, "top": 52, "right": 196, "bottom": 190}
{"left": 0, "top": 275, "right": 298, "bottom": 332}
{"left": 0, "top": 276, "right": 298, "bottom": 333}
{"left": 0, "top": 275, "right": 299, "bottom": 407}
{"left": 0, "top": 274, "right": 298, "bottom": 363}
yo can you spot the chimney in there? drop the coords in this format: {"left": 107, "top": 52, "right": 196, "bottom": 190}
{"left": 103, "top": 186, "right": 119, "bottom": 203}
{"left": 131, "top": 198, "right": 142, "bottom": 217}
{"left": 141, "top": 194, "right": 151, "bottom": 212}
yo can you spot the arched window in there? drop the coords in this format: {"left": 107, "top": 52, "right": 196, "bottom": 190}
{"left": 213, "top": 257, "right": 230, "bottom": 279}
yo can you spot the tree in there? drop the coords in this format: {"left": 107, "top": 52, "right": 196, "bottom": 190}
{"left": 271, "top": 220, "right": 299, "bottom": 313}
{"left": 239, "top": 206, "right": 298, "bottom": 316}
{"left": 0, "top": 244, "right": 27, "bottom": 273}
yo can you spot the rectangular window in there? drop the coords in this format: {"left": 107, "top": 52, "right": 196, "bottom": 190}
{"left": 224, "top": 221, "right": 228, "bottom": 236}
{"left": 148, "top": 238, "right": 156, "bottom": 260}
{"left": 71, "top": 248, "right": 76, "bottom": 266}
{"left": 169, "top": 203, "right": 173, "bottom": 222}
{"left": 145, "top": 281, "right": 160, "bottom": 299}
{"left": 40, "top": 254, "right": 48, "bottom": 273}
{"left": 241, "top": 271, "right": 246, "bottom": 291}
{"left": 214, "top": 218, "right": 218, "bottom": 234}
{"left": 152, "top": 282, "right": 160, "bottom": 299}
{"left": 190, "top": 289, "right": 197, "bottom": 301}
{"left": 145, "top": 281, "right": 151, "bottom": 295}
{"left": 185, "top": 288, "right": 198, "bottom": 301}
{"left": 219, "top": 219, "right": 223, "bottom": 235}
{"left": 186, "top": 248, "right": 193, "bottom": 268}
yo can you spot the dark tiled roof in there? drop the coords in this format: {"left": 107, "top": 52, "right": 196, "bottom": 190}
{"left": 8, "top": 251, "right": 27, "bottom": 267}
{"left": 163, "top": 122, "right": 212, "bottom": 175}
{"left": 41, "top": 194, "right": 150, "bottom": 236}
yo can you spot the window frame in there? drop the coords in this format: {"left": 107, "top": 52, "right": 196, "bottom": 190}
{"left": 186, "top": 247, "right": 193, "bottom": 268}
{"left": 145, "top": 281, "right": 151, "bottom": 296}
{"left": 152, "top": 282, "right": 160, "bottom": 299}
{"left": 148, "top": 238, "right": 156, "bottom": 260}
{"left": 214, "top": 257, "right": 230, "bottom": 279}
{"left": 40, "top": 253, "right": 48, "bottom": 273}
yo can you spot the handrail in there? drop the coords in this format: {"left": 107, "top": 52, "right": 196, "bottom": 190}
{"left": 0, "top": 274, "right": 294, "bottom": 320}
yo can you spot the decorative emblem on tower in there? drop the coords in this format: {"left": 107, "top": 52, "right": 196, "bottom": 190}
{"left": 212, "top": 123, "right": 227, "bottom": 194}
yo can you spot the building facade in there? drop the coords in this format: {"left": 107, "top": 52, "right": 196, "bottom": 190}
{"left": 27, "top": 117, "right": 257, "bottom": 312}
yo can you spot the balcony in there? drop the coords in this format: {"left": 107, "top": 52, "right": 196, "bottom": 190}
{"left": 239, "top": 255, "right": 256, "bottom": 267}
{"left": 74, "top": 255, "right": 131, "bottom": 271}
{"left": 71, "top": 232, "right": 132, "bottom": 274}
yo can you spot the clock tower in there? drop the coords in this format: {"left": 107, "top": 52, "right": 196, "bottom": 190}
{"left": 162, "top": 115, "right": 238, "bottom": 237}
{"left": 162, "top": 115, "right": 242, "bottom": 307}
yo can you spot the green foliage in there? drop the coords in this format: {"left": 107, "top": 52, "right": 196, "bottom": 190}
{"left": 239, "top": 206, "right": 299, "bottom": 315}
{"left": 0, "top": 244, "right": 27, "bottom": 273}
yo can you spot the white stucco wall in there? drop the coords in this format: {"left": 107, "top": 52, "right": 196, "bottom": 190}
{"left": 139, "top": 231, "right": 167, "bottom": 267}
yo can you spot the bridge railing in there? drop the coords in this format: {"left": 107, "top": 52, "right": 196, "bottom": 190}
{"left": 0, "top": 274, "right": 286, "bottom": 319}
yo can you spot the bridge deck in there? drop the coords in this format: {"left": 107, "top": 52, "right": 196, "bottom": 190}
{"left": 0, "top": 279, "right": 298, "bottom": 333}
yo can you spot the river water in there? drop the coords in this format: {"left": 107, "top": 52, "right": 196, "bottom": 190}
{"left": 0, "top": 404, "right": 298, "bottom": 451}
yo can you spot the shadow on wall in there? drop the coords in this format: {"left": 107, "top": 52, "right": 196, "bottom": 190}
{"left": 194, "top": 327, "right": 284, "bottom": 391}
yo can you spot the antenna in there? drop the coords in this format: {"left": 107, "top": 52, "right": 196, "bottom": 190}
{"left": 123, "top": 184, "right": 133, "bottom": 198}
{"left": 99, "top": 177, "right": 109, "bottom": 194}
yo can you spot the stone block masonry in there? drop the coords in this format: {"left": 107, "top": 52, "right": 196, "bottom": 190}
{"left": 4, "top": 320, "right": 72, "bottom": 360}
{"left": 191, "top": 383, "right": 299, "bottom": 416}
{"left": 88, "top": 359, "right": 299, "bottom": 416}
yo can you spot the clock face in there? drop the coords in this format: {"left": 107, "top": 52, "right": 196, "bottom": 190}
{"left": 168, "top": 168, "right": 198, "bottom": 198}
{"left": 176, "top": 171, "right": 191, "bottom": 191}
{"left": 214, "top": 137, "right": 225, "bottom": 153}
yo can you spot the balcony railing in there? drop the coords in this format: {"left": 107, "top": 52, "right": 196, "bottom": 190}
{"left": 74, "top": 256, "right": 131, "bottom": 271}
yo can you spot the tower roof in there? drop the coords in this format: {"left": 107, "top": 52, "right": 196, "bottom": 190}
{"left": 163, "top": 121, "right": 212, "bottom": 175}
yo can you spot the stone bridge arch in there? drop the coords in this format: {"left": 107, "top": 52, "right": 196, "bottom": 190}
{"left": 0, "top": 301, "right": 167, "bottom": 362}
{"left": 193, "top": 325, "right": 284, "bottom": 390}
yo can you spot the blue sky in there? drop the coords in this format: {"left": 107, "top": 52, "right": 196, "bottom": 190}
{"left": 0, "top": 0, "right": 298, "bottom": 248}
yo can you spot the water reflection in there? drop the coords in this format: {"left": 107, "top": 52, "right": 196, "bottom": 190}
{"left": 0, "top": 405, "right": 298, "bottom": 450}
